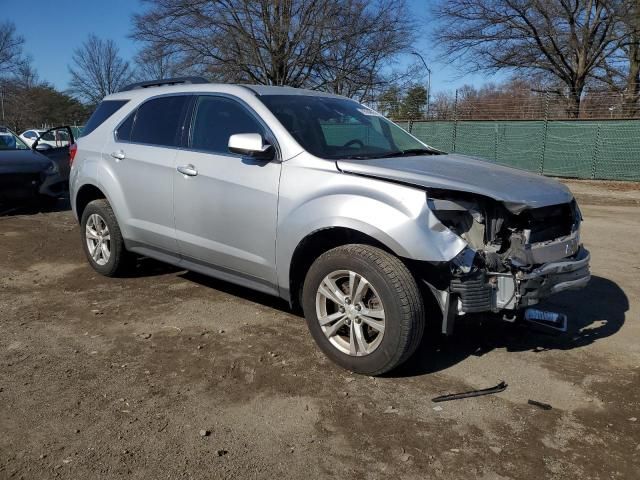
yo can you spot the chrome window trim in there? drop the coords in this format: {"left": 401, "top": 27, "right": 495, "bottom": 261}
{"left": 111, "top": 91, "right": 281, "bottom": 161}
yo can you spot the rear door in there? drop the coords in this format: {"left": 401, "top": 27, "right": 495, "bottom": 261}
{"left": 173, "top": 94, "right": 281, "bottom": 290}
{"left": 103, "top": 94, "right": 192, "bottom": 252}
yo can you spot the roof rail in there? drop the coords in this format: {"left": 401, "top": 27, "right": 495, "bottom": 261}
{"left": 119, "top": 76, "right": 209, "bottom": 92}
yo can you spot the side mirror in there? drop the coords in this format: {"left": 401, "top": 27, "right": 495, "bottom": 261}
{"left": 228, "top": 133, "right": 274, "bottom": 160}
{"left": 35, "top": 143, "right": 52, "bottom": 151}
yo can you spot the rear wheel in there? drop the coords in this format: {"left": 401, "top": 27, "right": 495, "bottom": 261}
{"left": 80, "top": 199, "right": 134, "bottom": 276}
{"left": 302, "top": 244, "right": 425, "bottom": 375}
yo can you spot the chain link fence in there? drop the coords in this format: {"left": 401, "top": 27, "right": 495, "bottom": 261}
{"left": 375, "top": 88, "right": 640, "bottom": 122}
{"left": 403, "top": 119, "right": 640, "bottom": 181}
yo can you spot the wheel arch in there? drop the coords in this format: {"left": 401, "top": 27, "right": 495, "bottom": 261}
{"left": 75, "top": 183, "right": 107, "bottom": 221}
{"left": 287, "top": 226, "right": 395, "bottom": 310}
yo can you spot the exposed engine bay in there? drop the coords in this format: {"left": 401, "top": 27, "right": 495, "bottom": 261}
{"left": 426, "top": 190, "right": 591, "bottom": 332}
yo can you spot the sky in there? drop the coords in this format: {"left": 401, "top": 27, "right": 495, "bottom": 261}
{"left": 4, "top": 0, "right": 504, "bottom": 95}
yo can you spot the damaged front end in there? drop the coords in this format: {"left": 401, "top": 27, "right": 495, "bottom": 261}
{"left": 424, "top": 191, "right": 590, "bottom": 334}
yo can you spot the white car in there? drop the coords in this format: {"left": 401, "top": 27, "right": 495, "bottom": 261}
{"left": 20, "top": 129, "right": 70, "bottom": 148}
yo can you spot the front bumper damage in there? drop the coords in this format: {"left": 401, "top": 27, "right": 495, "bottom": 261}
{"left": 449, "top": 246, "right": 590, "bottom": 314}
{"left": 427, "top": 230, "right": 591, "bottom": 335}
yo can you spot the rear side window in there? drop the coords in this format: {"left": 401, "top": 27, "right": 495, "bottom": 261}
{"left": 130, "top": 95, "right": 190, "bottom": 147}
{"left": 81, "top": 100, "right": 129, "bottom": 137}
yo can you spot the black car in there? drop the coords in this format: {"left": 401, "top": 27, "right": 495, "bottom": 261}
{"left": 0, "top": 126, "right": 72, "bottom": 207}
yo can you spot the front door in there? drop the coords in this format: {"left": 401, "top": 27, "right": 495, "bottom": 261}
{"left": 173, "top": 95, "right": 281, "bottom": 290}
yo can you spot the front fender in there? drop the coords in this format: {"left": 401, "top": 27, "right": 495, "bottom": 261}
{"left": 276, "top": 157, "right": 467, "bottom": 293}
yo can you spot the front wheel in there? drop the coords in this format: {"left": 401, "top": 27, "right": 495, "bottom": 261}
{"left": 302, "top": 244, "right": 425, "bottom": 375}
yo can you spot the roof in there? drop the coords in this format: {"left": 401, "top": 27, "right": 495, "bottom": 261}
{"left": 240, "top": 84, "right": 344, "bottom": 98}
{"left": 106, "top": 79, "right": 346, "bottom": 102}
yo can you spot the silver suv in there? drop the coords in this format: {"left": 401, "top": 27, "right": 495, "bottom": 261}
{"left": 70, "top": 78, "right": 590, "bottom": 375}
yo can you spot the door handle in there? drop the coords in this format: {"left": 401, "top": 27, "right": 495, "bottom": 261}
{"left": 110, "top": 150, "right": 126, "bottom": 161}
{"left": 177, "top": 164, "right": 198, "bottom": 177}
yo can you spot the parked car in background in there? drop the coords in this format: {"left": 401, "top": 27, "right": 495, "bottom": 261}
{"left": 30, "top": 126, "right": 75, "bottom": 196}
{"left": 20, "top": 128, "right": 71, "bottom": 148}
{"left": 0, "top": 126, "right": 62, "bottom": 207}
{"left": 70, "top": 78, "right": 590, "bottom": 375}
{"left": 0, "top": 127, "right": 18, "bottom": 149}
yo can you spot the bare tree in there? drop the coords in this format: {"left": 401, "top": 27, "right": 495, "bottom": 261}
{"left": 68, "top": 35, "right": 133, "bottom": 104}
{"left": 132, "top": 0, "right": 414, "bottom": 98}
{"left": 310, "top": 0, "right": 414, "bottom": 100}
{"left": 133, "top": 45, "right": 187, "bottom": 81}
{"left": 432, "top": 0, "right": 626, "bottom": 117}
{"left": 620, "top": 5, "right": 640, "bottom": 115}
{"left": 596, "top": 0, "right": 640, "bottom": 115}
{"left": 0, "top": 21, "right": 26, "bottom": 78}
{"left": 13, "top": 61, "right": 39, "bottom": 89}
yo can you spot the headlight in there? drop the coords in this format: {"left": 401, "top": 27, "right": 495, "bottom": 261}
{"left": 427, "top": 195, "right": 482, "bottom": 238}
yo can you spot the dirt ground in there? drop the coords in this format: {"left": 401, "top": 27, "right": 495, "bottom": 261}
{"left": 1, "top": 180, "right": 639, "bottom": 479}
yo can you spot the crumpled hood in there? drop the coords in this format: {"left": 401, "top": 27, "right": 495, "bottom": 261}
{"left": 0, "top": 149, "right": 51, "bottom": 174}
{"left": 336, "top": 153, "right": 574, "bottom": 213}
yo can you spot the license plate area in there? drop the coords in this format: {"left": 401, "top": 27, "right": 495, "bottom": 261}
{"left": 524, "top": 308, "right": 568, "bottom": 332}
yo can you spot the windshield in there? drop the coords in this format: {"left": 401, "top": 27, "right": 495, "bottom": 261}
{"left": 259, "top": 95, "right": 432, "bottom": 160}
{"left": 0, "top": 127, "right": 29, "bottom": 150}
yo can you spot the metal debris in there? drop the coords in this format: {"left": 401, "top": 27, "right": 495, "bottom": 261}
{"left": 528, "top": 399, "right": 553, "bottom": 410}
{"left": 432, "top": 381, "right": 508, "bottom": 403}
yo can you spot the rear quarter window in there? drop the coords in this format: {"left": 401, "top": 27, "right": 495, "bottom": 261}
{"left": 81, "top": 100, "right": 129, "bottom": 137}
{"left": 115, "top": 111, "right": 135, "bottom": 142}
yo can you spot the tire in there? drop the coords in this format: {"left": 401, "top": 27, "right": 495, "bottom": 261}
{"left": 302, "top": 244, "right": 425, "bottom": 376}
{"left": 80, "top": 199, "right": 134, "bottom": 277}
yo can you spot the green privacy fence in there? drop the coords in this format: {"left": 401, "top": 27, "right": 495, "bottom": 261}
{"left": 404, "top": 120, "right": 640, "bottom": 181}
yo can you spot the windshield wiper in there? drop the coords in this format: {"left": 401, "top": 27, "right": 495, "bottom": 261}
{"left": 376, "top": 148, "right": 435, "bottom": 158}
{"left": 338, "top": 154, "right": 380, "bottom": 160}
{"left": 337, "top": 148, "right": 436, "bottom": 160}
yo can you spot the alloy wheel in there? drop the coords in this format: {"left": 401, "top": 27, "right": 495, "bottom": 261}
{"left": 315, "top": 270, "right": 386, "bottom": 356}
{"left": 85, "top": 213, "right": 111, "bottom": 266}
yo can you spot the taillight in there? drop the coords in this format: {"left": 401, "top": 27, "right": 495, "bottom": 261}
{"left": 69, "top": 143, "right": 78, "bottom": 166}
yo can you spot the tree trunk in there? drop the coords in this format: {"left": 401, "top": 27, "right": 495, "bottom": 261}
{"left": 623, "top": 36, "right": 640, "bottom": 118}
{"left": 567, "top": 91, "right": 582, "bottom": 119}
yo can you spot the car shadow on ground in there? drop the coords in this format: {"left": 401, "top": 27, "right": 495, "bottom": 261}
{"left": 116, "top": 259, "right": 629, "bottom": 379}
{"left": 179, "top": 270, "right": 294, "bottom": 312}
{"left": 392, "top": 275, "right": 628, "bottom": 377}
{"left": 0, "top": 197, "right": 71, "bottom": 216}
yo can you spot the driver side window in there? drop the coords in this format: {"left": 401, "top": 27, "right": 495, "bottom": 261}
{"left": 190, "top": 96, "right": 265, "bottom": 155}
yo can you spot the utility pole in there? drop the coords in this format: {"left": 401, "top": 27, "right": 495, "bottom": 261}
{"left": 411, "top": 51, "right": 431, "bottom": 119}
